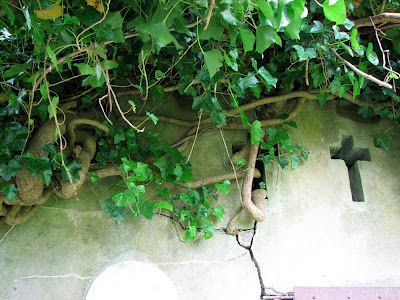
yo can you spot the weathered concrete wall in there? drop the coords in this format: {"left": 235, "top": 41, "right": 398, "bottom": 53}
{"left": 253, "top": 100, "right": 400, "bottom": 292}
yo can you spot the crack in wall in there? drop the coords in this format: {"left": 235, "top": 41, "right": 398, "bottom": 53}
{"left": 234, "top": 222, "right": 294, "bottom": 300}
{"left": 156, "top": 253, "right": 248, "bottom": 267}
{"left": 17, "top": 274, "right": 92, "bottom": 281}
{"left": 235, "top": 221, "right": 266, "bottom": 299}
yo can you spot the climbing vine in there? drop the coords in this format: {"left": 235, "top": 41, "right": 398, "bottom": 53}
{"left": 0, "top": 0, "right": 399, "bottom": 241}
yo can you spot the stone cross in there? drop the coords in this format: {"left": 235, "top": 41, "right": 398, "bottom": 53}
{"left": 330, "top": 136, "right": 371, "bottom": 202}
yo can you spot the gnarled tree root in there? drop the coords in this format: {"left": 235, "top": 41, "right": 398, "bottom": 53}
{"left": 0, "top": 117, "right": 107, "bottom": 226}
{"left": 5, "top": 205, "right": 39, "bottom": 225}
{"left": 54, "top": 130, "right": 97, "bottom": 199}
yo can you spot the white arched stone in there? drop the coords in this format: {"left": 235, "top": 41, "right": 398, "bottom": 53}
{"left": 86, "top": 261, "right": 178, "bottom": 300}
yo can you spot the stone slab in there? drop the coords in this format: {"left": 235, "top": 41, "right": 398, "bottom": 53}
{"left": 252, "top": 101, "right": 400, "bottom": 292}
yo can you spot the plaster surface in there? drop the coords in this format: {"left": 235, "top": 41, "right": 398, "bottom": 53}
{"left": 86, "top": 261, "right": 178, "bottom": 300}
{"left": 252, "top": 100, "right": 400, "bottom": 293}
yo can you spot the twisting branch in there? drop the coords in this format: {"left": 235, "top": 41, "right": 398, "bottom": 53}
{"left": 380, "top": 0, "right": 387, "bottom": 14}
{"left": 75, "top": 0, "right": 110, "bottom": 50}
{"left": 241, "top": 135, "right": 267, "bottom": 222}
{"left": 330, "top": 49, "right": 393, "bottom": 89}
{"left": 370, "top": 16, "right": 400, "bottom": 90}
{"left": 354, "top": 13, "right": 400, "bottom": 27}
{"left": 178, "top": 169, "right": 261, "bottom": 189}
{"left": 204, "top": 0, "right": 216, "bottom": 30}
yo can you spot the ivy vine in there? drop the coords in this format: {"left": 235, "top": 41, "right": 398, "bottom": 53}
{"left": 0, "top": 0, "right": 399, "bottom": 241}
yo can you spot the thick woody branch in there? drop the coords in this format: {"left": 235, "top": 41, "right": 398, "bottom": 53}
{"left": 178, "top": 169, "right": 261, "bottom": 189}
{"left": 354, "top": 13, "right": 400, "bottom": 27}
{"left": 241, "top": 138, "right": 267, "bottom": 222}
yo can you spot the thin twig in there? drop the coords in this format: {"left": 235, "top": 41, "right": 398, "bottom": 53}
{"left": 0, "top": 225, "right": 15, "bottom": 243}
{"left": 182, "top": 109, "right": 203, "bottom": 164}
{"left": 204, "top": 0, "right": 216, "bottom": 30}
{"left": 76, "top": 0, "right": 110, "bottom": 49}
{"left": 219, "top": 128, "right": 243, "bottom": 205}
{"left": 370, "top": 16, "right": 400, "bottom": 90}
{"left": 305, "top": 58, "right": 310, "bottom": 86}
{"left": 380, "top": 0, "right": 387, "bottom": 14}
{"left": 330, "top": 49, "right": 393, "bottom": 89}
{"left": 103, "top": 68, "right": 144, "bottom": 132}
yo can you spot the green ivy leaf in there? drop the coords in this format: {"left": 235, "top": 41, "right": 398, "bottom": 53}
{"left": 156, "top": 188, "right": 170, "bottom": 198}
{"left": 290, "top": 153, "right": 301, "bottom": 170}
{"left": 180, "top": 209, "right": 191, "bottom": 221}
{"left": 4, "top": 63, "right": 30, "bottom": 79}
{"left": 256, "top": 25, "right": 276, "bottom": 54}
{"left": 204, "top": 50, "right": 223, "bottom": 79}
{"left": 350, "top": 28, "right": 361, "bottom": 50}
{"left": 284, "top": 14, "right": 301, "bottom": 40}
{"left": 292, "top": 45, "right": 317, "bottom": 61}
{"left": 212, "top": 205, "right": 225, "bottom": 222}
{"left": 220, "top": 10, "right": 237, "bottom": 25}
{"left": 134, "top": 198, "right": 154, "bottom": 220}
{"left": 41, "top": 144, "right": 57, "bottom": 155}
{"left": 238, "top": 107, "right": 249, "bottom": 127}
{"left": 154, "top": 156, "right": 169, "bottom": 179}
{"left": 239, "top": 28, "right": 256, "bottom": 53}
{"left": 173, "top": 164, "right": 183, "bottom": 182}
{"left": 89, "top": 172, "right": 100, "bottom": 182}
{"left": 266, "top": 127, "right": 290, "bottom": 144}
{"left": 323, "top": 0, "right": 346, "bottom": 25}
{"left": 22, "top": 153, "right": 51, "bottom": 177}
{"left": 46, "top": 46, "right": 59, "bottom": 71}
{"left": 237, "top": 155, "right": 246, "bottom": 166}
{"left": 0, "top": 0, "right": 15, "bottom": 25}
{"left": 146, "top": 111, "right": 158, "bottom": 125}
{"left": 184, "top": 224, "right": 197, "bottom": 242}
{"left": 201, "top": 217, "right": 215, "bottom": 239}
{"left": 134, "top": 162, "right": 152, "bottom": 181}
{"left": 257, "top": 0, "right": 274, "bottom": 27}
{"left": 61, "top": 160, "right": 81, "bottom": 183}
{"left": 75, "top": 63, "right": 96, "bottom": 75}
{"left": 102, "top": 60, "right": 118, "bottom": 70}
{"left": 366, "top": 42, "right": 379, "bottom": 66}
{"left": 317, "top": 91, "right": 330, "bottom": 106}
{"left": 214, "top": 179, "right": 231, "bottom": 194}
{"left": 150, "top": 22, "right": 177, "bottom": 47}
{"left": 374, "top": 133, "right": 391, "bottom": 151}
{"left": 48, "top": 96, "right": 59, "bottom": 120}
{"left": 104, "top": 12, "right": 123, "bottom": 29}
{"left": 199, "top": 18, "right": 224, "bottom": 40}
{"left": 251, "top": 120, "right": 263, "bottom": 144}
{"left": 175, "top": 15, "right": 190, "bottom": 35}
{"left": 258, "top": 67, "right": 278, "bottom": 89}
{"left": 1, "top": 183, "right": 19, "bottom": 201}
{"left": 238, "top": 75, "right": 259, "bottom": 90}
{"left": 357, "top": 106, "right": 376, "bottom": 118}
{"left": 195, "top": 0, "right": 208, "bottom": 7}
{"left": 154, "top": 201, "right": 174, "bottom": 211}
{"left": 0, "top": 159, "right": 23, "bottom": 181}
{"left": 95, "top": 64, "right": 102, "bottom": 80}
{"left": 41, "top": 169, "right": 53, "bottom": 186}
{"left": 101, "top": 198, "right": 126, "bottom": 220}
